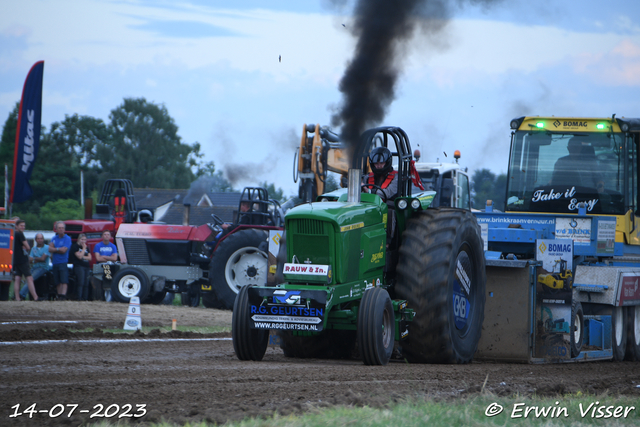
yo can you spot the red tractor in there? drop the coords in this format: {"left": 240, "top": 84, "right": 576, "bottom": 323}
{"left": 90, "top": 186, "right": 284, "bottom": 308}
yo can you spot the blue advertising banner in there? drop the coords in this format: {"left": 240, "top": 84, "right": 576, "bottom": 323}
{"left": 10, "top": 61, "right": 44, "bottom": 204}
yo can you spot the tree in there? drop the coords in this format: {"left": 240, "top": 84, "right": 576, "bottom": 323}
{"left": 0, "top": 97, "right": 218, "bottom": 226}
{"left": 324, "top": 173, "right": 340, "bottom": 193}
{"left": 0, "top": 104, "right": 19, "bottom": 213}
{"left": 470, "top": 168, "right": 507, "bottom": 211}
{"left": 191, "top": 148, "right": 233, "bottom": 192}
{"left": 30, "top": 114, "right": 112, "bottom": 208}
{"left": 17, "top": 199, "right": 83, "bottom": 230}
{"left": 99, "top": 98, "right": 197, "bottom": 188}
{"left": 259, "top": 181, "right": 285, "bottom": 203}
{"left": 14, "top": 114, "right": 109, "bottom": 214}
{"left": 0, "top": 103, "right": 19, "bottom": 176}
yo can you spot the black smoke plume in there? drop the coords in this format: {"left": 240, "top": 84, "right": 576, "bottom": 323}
{"left": 331, "top": 0, "right": 495, "bottom": 151}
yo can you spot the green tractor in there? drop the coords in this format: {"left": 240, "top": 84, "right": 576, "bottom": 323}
{"left": 232, "top": 126, "right": 486, "bottom": 365}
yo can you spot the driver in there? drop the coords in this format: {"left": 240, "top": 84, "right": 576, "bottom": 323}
{"left": 363, "top": 146, "right": 398, "bottom": 204}
{"left": 204, "top": 202, "right": 252, "bottom": 253}
{"left": 221, "top": 201, "right": 251, "bottom": 231}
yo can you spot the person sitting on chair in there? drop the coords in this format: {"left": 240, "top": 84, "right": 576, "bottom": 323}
{"left": 19, "top": 233, "right": 50, "bottom": 300}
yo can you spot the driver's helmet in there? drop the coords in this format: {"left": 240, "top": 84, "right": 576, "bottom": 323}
{"left": 369, "top": 146, "right": 393, "bottom": 176}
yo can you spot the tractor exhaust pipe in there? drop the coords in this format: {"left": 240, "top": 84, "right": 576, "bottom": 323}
{"left": 183, "top": 203, "right": 190, "bottom": 226}
{"left": 347, "top": 169, "right": 361, "bottom": 203}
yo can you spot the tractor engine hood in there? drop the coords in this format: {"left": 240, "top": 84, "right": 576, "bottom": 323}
{"left": 285, "top": 195, "right": 387, "bottom": 232}
{"left": 283, "top": 195, "right": 388, "bottom": 286}
{"left": 116, "top": 223, "right": 212, "bottom": 242}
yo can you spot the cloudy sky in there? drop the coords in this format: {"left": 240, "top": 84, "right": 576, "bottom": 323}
{"left": 2, "top": 0, "right": 640, "bottom": 196}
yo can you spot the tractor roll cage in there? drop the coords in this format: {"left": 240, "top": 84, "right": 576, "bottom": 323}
{"left": 351, "top": 126, "right": 414, "bottom": 198}
{"left": 237, "top": 187, "right": 283, "bottom": 227}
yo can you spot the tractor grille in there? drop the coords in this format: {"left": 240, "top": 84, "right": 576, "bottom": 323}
{"left": 292, "top": 219, "right": 324, "bottom": 235}
{"left": 65, "top": 224, "right": 83, "bottom": 232}
{"left": 122, "top": 239, "right": 150, "bottom": 265}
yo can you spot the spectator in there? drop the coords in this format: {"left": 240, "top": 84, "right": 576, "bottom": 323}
{"left": 19, "top": 232, "right": 51, "bottom": 300}
{"left": 70, "top": 233, "right": 92, "bottom": 301}
{"left": 94, "top": 230, "right": 118, "bottom": 263}
{"left": 49, "top": 221, "right": 72, "bottom": 300}
{"left": 12, "top": 219, "right": 41, "bottom": 301}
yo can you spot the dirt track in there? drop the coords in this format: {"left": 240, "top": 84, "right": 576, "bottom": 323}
{"left": 2, "top": 301, "right": 640, "bottom": 426}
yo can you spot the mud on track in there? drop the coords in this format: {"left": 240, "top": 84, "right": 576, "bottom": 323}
{"left": 1, "top": 301, "right": 640, "bottom": 426}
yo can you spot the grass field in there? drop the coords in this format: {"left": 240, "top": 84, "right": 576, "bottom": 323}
{"left": 86, "top": 394, "right": 638, "bottom": 427}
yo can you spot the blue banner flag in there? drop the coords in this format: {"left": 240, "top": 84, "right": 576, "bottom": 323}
{"left": 11, "top": 61, "right": 44, "bottom": 204}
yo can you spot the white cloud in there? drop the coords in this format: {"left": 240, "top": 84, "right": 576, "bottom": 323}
{"left": 3, "top": 1, "right": 640, "bottom": 196}
{"left": 571, "top": 39, "right": 640, "bottom": 86}
{"left": 2, "top": 1, "right": 352, "bottom": 83}
{"left": 405, "top": 19, "right": 640, "bottom": 80}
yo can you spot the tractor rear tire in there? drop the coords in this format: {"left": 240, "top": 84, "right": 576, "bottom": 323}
{"left": 625, "top": 305, "right": 640, "bottom": 361}
{"left": 111, "top": 267, "right": 150, "bottom": 303}
{"left": 202, "top": 292, "right": 225, "bottom": 309}
{"left": 210, "top": 229, "right": 269, "bottom": 310}
{"left": 358, "top": 287, "right": 395, "bottom": 365}
{"left": 143, "top": 290, "right": 167, "bottom": 305}
{"left": 612, "top": 306, "right": 627, "bottom": 361}
{"left": 232, "top": 285, "right": 268, "bottom": 361}
{"left": 395, "top": 208, "right": 486, "bottom": 364}
{"left": 570, "top": 299, "right": 584, "bottom": 357}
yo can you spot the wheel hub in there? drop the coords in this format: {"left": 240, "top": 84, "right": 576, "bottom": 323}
{"left": 225, "top": 247, "right": 268, "bottom": 293}
{"left": 119, "top": 274, "right": 141, "bottom": 298}
{"left": 246, "top": 266, "right": 257, "bottom": 278}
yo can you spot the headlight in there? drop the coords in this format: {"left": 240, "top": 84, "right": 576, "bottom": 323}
{"left": 321, "top": 198, "right": 329, "bottom": 202}
{"left": 397, "top": 199, "right": 408, "bottom": 210}
{"left": 411, "top": 199, "right": 421, "bottom": 209}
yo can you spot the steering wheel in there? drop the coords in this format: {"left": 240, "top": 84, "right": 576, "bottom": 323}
{"left": 210, "top": 214, "right": 224, "bottom": 226}
{"left": 207, "top": 214, "right": 225, "bottom": 233}
{"left": 361, "top": 184, "right": 388, "bottom": 203}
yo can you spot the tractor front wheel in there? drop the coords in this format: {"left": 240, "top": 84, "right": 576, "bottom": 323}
{"left": 111, "top": 267, "right": 150, "bottom": 303}
{"left": 358, "top": 287, "right": 395, "bottom": 365}
{"left": 395, "top": 208, "right": 486, "bottom": 364}
{"left": 232, "top": 285, "right": 268, "bottom": 361}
